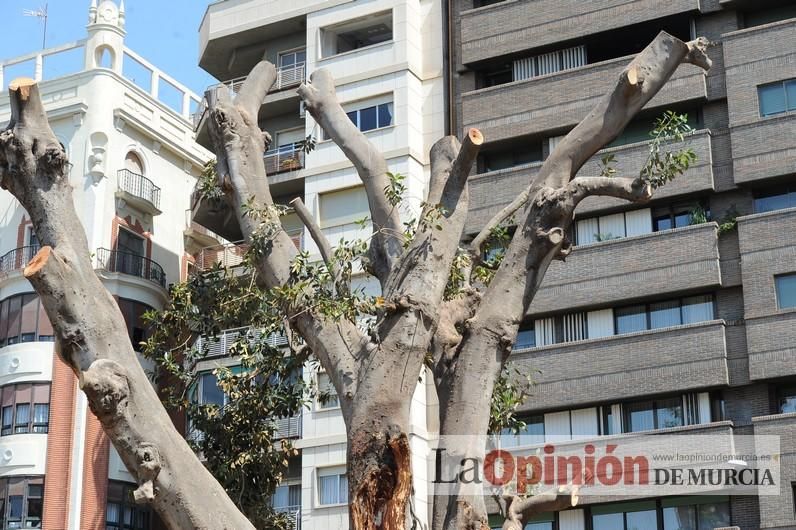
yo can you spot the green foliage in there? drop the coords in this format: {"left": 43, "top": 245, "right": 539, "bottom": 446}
{"left": 385, "top": 171, "right": 407, "bottom": 207}
{"left": 717, "top": 205, "right": 740, "bottom": 235}
{"left": 197, "top": 160, "right": 224, "bottom": 203}
{"left": 295, "top": 134, "right": 316, "bottom": 154}
{"left": 142, "top": 267, "right": 307, "bottom": 530}
{"left": 639, "top": 111, "right": 698, "bottom": 189}
{"left": 593, "top": 232, "right": 619, "bottom": 242}
{"left": 689, "top": 205, "right": 709, "bottom": 225}
{"left": 598, "top": 153, "right": 618, "bottom": 177}
{"left": 488, "top": 363, "right": 535, "bottom": 436}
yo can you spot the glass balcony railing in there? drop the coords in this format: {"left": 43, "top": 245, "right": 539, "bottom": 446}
{"left": 264, "top": 144, "right": 305, "bottom": 175}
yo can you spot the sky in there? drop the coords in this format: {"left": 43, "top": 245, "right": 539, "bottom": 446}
{"left": 0, "top": 0, "right": 216, "bottom": 95}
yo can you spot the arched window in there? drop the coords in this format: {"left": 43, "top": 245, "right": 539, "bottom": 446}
{"left": 125, "top": 152, "right": 144, "bottom": 175}
{"left": 96, "top": 46, "right": 115, "bottom": 69}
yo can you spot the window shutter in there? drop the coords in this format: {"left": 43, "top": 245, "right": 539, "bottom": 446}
{"left": 587, "top": 309, "right": 614, "bottom": 338}
{"left": 544, "top": 411, "right": 571, "bottom": 442}
{"left": 571, "top": 408, "right": 599, "bottom": 438}
{"left": 534, "top": 317, "right": 555, "bottom": 346}
{"left": 598, "top": 212, "right": 626, "bottom": 239}
{"left": 562, "top": 312, "right": 587, "bottom": 342}
{"left": 512, "top": 57, "right": 535, "bottom": 81}
{"left": 561, "top": 45, "right": 587, "bottom": 70}
{"left": 576, "top": 217, "right": 599, "bottom": 246}
{"left": 559, "top": 509, "right": 586, "bottom": 530}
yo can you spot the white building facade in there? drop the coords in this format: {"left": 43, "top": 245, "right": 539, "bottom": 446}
{"left": 0, "top": 1, "right": 210, "bottom": 528}
{"left": 194, "top": 1, "right": 445, "bottom": 528}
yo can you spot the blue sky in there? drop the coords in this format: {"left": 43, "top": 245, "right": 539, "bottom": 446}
{"left": 0, "top": 0, "right": 216, "bottom": 95}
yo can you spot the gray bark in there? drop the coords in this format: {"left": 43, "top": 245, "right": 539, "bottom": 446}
{"left": 0, "top": 79, "right": 255, "bottom": 529}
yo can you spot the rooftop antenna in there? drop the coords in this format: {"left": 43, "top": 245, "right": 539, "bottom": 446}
{"left": 23, "top": 3, "right": 49, "bottom": 49}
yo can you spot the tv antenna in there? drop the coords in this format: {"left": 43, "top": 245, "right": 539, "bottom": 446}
{"left": 23, "top": 3, "right": 49, "bottom": 49}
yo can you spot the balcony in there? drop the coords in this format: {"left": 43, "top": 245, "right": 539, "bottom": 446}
{"left": 513, "top": 320, "right": 729, "bottom": 411}
{"left": 194, "top": 326, "right": 289, "bottom": 357}
{"left": 738, "top": 207, "right": 796, "bottom": 380}
{"left": 116, "top": 169, "right": 161, "bottom": 215}
{"left": 274, "top": 505, "right": 301, "bottom": 530}
{"left": 723, "top": 18, "right": 796, "bottom": 184}
{"left": 461, "top": 55, "right": 707, "bottom": 144}
{"left": 273, "top": 414, "right": 302, "bottom": 440}
{"left": 195, "top": 232, "right": 301, "bottom": 272}
{"left": 460, "top": 0, "right": 702, "bottom": 65}
{"left": 528, "top": 223, "right": 721, "bottom": 314}
{"left": 264, "top": 144, "right": 305, "bottom": 176}
{"left": 466, "top": 130, "right": 715, "bottom": 233}
{"left": 95, "top": 248, "right": 166, "bottom": 288}
{"left": 0, "top": 245, "right": 40, "bottom": 280}
{"left": 753, "top": 412, "right": 796, "bottom": 529}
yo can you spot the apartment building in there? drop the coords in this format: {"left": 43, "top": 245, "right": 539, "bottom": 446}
{"left": 192, "top": 0, "right": 444, "bottom": 528}
{"left": 0, "top": 1, "right": 211, "bottom": 528}
{"left": 449, "top": 0, "right": 796, "bottom": 528}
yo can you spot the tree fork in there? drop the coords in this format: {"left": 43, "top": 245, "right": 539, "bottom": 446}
{"left": 0, "top": 79, "right": 255, "bottom": 530}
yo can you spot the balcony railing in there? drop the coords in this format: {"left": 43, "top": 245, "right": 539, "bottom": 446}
{"left": 95, "top": 248, "right": 167, "bottom": 288}
{"left": 195, "top": 326, "right": 289, "bottom": 357}
{"left": 117, "top": 169, "right": 161, "bottom": 211}
{"left": 273, "top": 413, "right": 302, "bottom": 440}
{"left": 0, "top": 245, "right": 40, "bottom": 277}
{"left": 274, "top": 505, "right": 301, "bottom": 530}
{"left": 265, "top": 145, "right": 305, "bottom": 175}
{"left": 195, "top": 233, "right": 302, "bottom": 271}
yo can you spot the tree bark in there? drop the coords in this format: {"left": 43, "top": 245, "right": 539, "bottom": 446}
{"left": 432, "top": 32, "right": 710, "bottom": 530}
{"left": 0, "top": 79, "right": 255, "bottom": 529}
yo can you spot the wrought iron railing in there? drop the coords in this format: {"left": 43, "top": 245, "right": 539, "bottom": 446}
{"left": 264, "top": 145, "right": 305, "bottom": 175}
{"left": 117, "top": 169, "right": 161, "bottom": 210}
{"left": 0, "top": 245, "right": 40, "bottom": 277}
{"left": 194, "top": 326, "right": 289, "bottom": 357}
{"left": 274, "top": 505, "right": 301, "bottom": 530}
{"left": 95, "top": 248, "right": 166, "bottom": 288}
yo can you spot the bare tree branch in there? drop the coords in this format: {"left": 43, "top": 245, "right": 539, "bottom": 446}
{"left": 289, "top": 197, "right": 348, "bottom": 296}
{"left": 567, "top": 176, "right": 653, "bottom": 204}
{"left": 298, "top": 69, "right": 404, "bottom": 284}
{"left": 502, "top": 481, "right": 582, "bottom": 530}
{"left": 0, "top": 78, "right": 255, "bottom": 530}
{"left": 206, "top": 62, "right": 367, "bottom": 417}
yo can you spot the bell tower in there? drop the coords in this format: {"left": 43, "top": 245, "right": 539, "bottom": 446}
{"left": 84, "top": 0, "right": 126, "bottom": 74}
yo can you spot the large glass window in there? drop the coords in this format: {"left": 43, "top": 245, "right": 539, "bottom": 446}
{"left": 498, "top": 414, "right": 544, "bottom": 447}
{"left": 758, "top": 78, "right": 796, "bottom": 117}
{"left": 0, "top": 476, "right": 44, "bottom": 529}
{"left": 196, "top": 372, "right": 226, "bottom": 408}
{"left": 614, "top": 295, "right": 714, "bottom": 334}
{"left": 754, "top": 186, "right": 796, "bottom": 213}
{"left": 662, "top": 496, "right": 730, "bottom": 529}
{"left": 623, "top": 397, "right": 684, "bottom": 433}
{"left": 344, "top": 102, "right": 393, "bottom": 133}
{"left": 318, "top": 466, "right": 348, "bottom": 506}
{"left": 316, "top": 372, "right": 339, "bottom": 410}
{"left": 775, "top": 273, "right": 796, "bottom": 310}
{"left": 592, "top": 500, "right": 658, "bottom": 530}
{"left": 106, "top": 481, "right": 151, "bottom": 530}
{"left": 0, "top": 294, "right": 54, "bottom": 347}
{"left": 271, "top": 483, "right": 301, "bottom": 511}
{"left": 0, "top": 383, "right": 50, "bottom": 436}
{"left": 777, "top": 385, "right": 796, "bottom": 414}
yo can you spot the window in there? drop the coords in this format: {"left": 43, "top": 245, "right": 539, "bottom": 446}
{"left": 346, "top": 102, "right": 393, "bottom": 133}
{"left": 106, "top": 481, "right": 152, "bottom": 530}
{"left": 512, "top": 45, "right": 587, "bottom": 82}
{"left": 533, "top": 312, "right": 588, "bottom": 346}
{"left": 0, "top": 293, "right": 55, "bottom": 347}
{"left": 652, "top": 203, "right": 707, "bottom": 232}
{"left": 777, "top": 385, "right": 796, "bottom": 414}
{"left": 776, "top": 274, "right": 796, "bottom": 310}
{"left": 575, "top": 208, "right": 653, "bottom": 246}
{"left": 116, "top": 298, "right": 154, "bottom": 348}
{"left": 278, "top": 49, "right": 306, "bottom": 69}
{"left": 196, "top": 372, "right": 227, "bottom": 407}
{"left": 319, "top": 186, "right": 369, "bottom": 229}
{"left": 755, "top": 186, "right": 796, "bottom": 213}
{"left": 609, "top": 111, "right": 700, "bottom": 149}
{"left": 614, "top": 295, "right": 715, "bottom": 334}
{"left": 320, "top": 11, "right": 392, "bottom": 58}
{"left": 0, "top": 383, "right": 50, "bottom": 436}
{"left": 271, "top": 483, "right": 301, "bottom": 511}
{"left": 514, "top": 327, "right": 536, "bottom": 350}
{"left": 125, "top": 152, "right": 144, "bottom": 175}
{"left": 317, "top": 372, "right": 339, "bottom": 410}
{"left": 479, "top": 142, "right": 543, "bottom": 173}
{"left": 622, "top": 396, "right": 684, "bottom": 433}
{"left": 498, "top": 414, "right": 544, "bottom": 447}
{"left": 318, "top": 467, "right": 348, "bottom": 506}
{"left": 662, "top": 496, "right": 730, "bottom": 529}
{"left": 758, "top": 78, "right": 796, "bottom": 117}
{"left": 0, "top": 476, "right": 44, "bottom": 529}
{"left": 592, "top": 500, "right": 658, "bottom": 530}
{"left": 26, "top": 227, "right": 38, "bottom": 249}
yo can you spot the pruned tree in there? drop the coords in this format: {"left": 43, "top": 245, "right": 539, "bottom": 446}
{"left": 0, "top": 30, "right": 710, "bottom": 530}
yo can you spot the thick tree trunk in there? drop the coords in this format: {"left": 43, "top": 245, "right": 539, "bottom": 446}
{"left": 0, "top": 80, "right": 255, "bottom": 529}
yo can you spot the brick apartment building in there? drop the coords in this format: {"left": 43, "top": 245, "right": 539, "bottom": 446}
{"left": 448, "top": 0, "right": 796, "bottom": 528}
